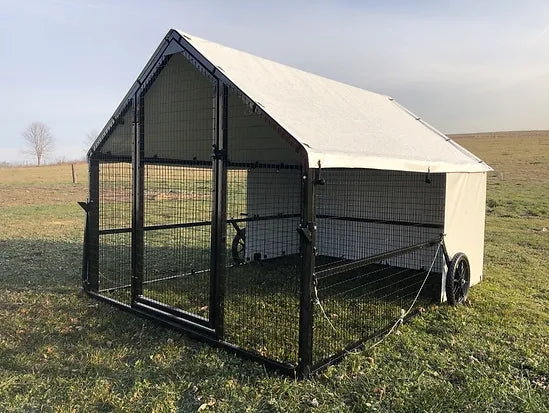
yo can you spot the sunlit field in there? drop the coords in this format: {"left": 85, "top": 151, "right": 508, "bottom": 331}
{"left": 0, "top": 132, "right": 547, "bottom": 411}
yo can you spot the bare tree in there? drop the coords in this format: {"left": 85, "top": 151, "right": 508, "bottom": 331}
{"left": 22, "top": 122, "right": 55, "bottom": 166}
{"left": 86, "top": 129, "right": 99, "bottom": 146}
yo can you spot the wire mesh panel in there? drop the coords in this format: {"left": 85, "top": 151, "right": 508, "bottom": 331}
{"left": 97, "top": 161, "right": 133, "bottom": 304}
{"left": 312, "top": 169, "right": 445, "bottom": 365}
{"left": 97, "top": 104, "right": 133, "bottom": 158}
{"left": 141, "top": 163, "right": 213, "bottom": 319}
{"left": 137, "top": 52, "right": 216, "bottom": 321}
{"left": 223, "top": 88, "right": 303, "bottom": 365}
{"left": 316, "top": 170, "right": 445, "bottom": 264}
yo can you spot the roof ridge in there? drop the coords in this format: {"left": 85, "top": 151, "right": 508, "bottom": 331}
{"left": 175, "top": 29, "right": 388, "bottom": 100}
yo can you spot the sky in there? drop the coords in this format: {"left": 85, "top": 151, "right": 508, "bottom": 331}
{"left": 1, "top": 0, "right": 549, "bottom": 164}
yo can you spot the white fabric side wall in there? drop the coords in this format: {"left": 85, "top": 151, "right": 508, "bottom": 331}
{"left": 245, "top": 168, "right": 301, "bottom": 260}
{"left": 316, "top": 169, "right": 445, "bottom": 272}
{"left": 443, "top": 172, "right": 487, "bottom": 287}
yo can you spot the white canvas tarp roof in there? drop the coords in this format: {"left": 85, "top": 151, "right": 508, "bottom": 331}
{"left": 96, "top": 29, "right": 492, "bottom": 173}
{"left": 177, "top": 31, "right": 490, "bottom": 173}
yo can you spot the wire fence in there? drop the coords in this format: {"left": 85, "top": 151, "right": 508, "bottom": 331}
{"left": 87, "top": 48, "right": 448, "bottom": 374}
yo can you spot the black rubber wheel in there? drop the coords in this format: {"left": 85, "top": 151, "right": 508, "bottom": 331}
{"left": 231, "top": 228, "right": 246, "bottom": 264}
{"left": 446, "top": 252, "right": 471, "bottom": 305}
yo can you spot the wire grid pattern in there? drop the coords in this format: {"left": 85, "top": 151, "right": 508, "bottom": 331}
{"left": 226, "top": 88, "right": 302, "bottom": 165}
{"left": 98, "top": 105, "right": 133, "bottom": 158}
{"left": 143, "top": 53, "right": 216, "bottom": 161}
{"left": 223, "top": 90, "right": 303, "bottom": 363}
{"left": 134, "top": 50, "right": 216, "bottom": 317}
{"left": 313, "top": 245, "right": 441, "bottom": 363}
{"left": 98, "top": 162, "right": 132, "bottom": 231}
{"left": 142, "top": 163, "right": 212, "bottom": 317}
{"left": 315, "top": 169, "right": 445, "bottom": 270}
{"left": 312, "top": 169, "right": 445, "bottom": 363}
{"left": 224, "top": 165, "right": 302, "bottom": 364}
{"left": 97, "top": 161, "right": 132, "bottom": 303}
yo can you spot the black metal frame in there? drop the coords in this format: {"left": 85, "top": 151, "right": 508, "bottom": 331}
{"left": 82, "top": 31, "right": 449, "bottom": 378}
{"left": 210, "top": 81, "right": 228, "bottom": 336}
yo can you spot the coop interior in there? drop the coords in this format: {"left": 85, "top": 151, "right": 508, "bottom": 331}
{"left": 312, "top": 169, "right": 445, "bottom": 365}
{"left": 90, "top": 52, "right": 446, "bottom": 369}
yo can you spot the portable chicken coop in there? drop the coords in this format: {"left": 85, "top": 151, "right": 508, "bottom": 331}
{"left": 82, "top": 29, "right": 492, "bottom": 377}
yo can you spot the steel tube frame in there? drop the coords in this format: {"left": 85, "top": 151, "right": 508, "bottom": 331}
{"left": 131, "top": 95, "right": 145, "bottom": 301}
{"left": 210, "top": 81, "right": 228, "bottom": 337}
{"left": 297, "top": 167, "right": 316, "bottom": 377}
{"left": 83, "top": 33, "right": 444, "bottom": 378}
{"left": 84, "top": 39, "right": 310, "bottom": 377}
{"left": 86, "top": 155, "right": 100, "bottom": 291}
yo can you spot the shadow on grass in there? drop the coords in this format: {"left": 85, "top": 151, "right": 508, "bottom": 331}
{"left": 0, "top": 237, "right": 84, "bottom": 292}
{"left": 0, "top": 237, "right": 440, "bottom": 376}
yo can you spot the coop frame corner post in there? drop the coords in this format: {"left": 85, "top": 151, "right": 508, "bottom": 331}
{"left": 131, "top": 93, "right": 145, "bottom": 302}
{"left": 297, "top": 166, "right": 317, "bottom": 377}
{"left": 85, "top": 153, "right": 100, "bottom": 292}
{"left": 210, "top": 80, "right": 228, "bottom": 338}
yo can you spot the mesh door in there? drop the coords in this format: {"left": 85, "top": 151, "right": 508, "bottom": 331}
{"left": 138, "top": 53, "right": 216, "bottom": 321}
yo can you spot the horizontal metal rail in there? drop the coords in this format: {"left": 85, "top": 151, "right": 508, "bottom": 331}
{"left": 84, "top": 289, "right": 296, "bottom": 376}
{"left": 228, "top": 213, "right": 299, "bottom": 224}
{"left": 134, "top": 296, "right": 211, "bottom": 328}
{"left": 315, "top": 237, "right": 441, "bottom": 280}
{"left": 226, "top": 161, "right": 301, "bottom": 170}
{"left": 95, "top": 154, "right": 300, "bottom": 170}
{"left": 98, "top": 213, "right": 300, "bottom": 235}
{"left": 95, "top": 154, "right": 132, "bottom": 163}
{"left": 316, "top": 214, "right": 444, "bottom": 229}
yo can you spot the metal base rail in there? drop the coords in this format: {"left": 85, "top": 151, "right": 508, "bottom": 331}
{"left": 84, "top": 285, "right": 432, "bottom": 379}
{"left": 84, "top": 288, "right": 298, "bottom": 377}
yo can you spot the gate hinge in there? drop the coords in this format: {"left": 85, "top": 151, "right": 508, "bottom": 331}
{"left": 297, "top": 224, "right": 315, "bottom": 242}
{"left": 212, "top": 145, "right": 226, "bottom": 160}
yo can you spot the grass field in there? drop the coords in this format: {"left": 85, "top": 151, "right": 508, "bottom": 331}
{"left": 0, "top": 132, "right": 548, "bottom": 412}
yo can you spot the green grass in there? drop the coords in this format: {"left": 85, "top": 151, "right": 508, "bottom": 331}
{"left": 1, "top": 129, "right": 548, "bottom": 413}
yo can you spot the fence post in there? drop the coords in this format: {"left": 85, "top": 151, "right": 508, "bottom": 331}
{"left": 297, "top": 166, "right": 316, "bottom": 377}
{"left": 86, "top": 155, "right": 100, "bottom": 291}
{"left": 71, "top": 163, "right": 78, "bottom": 183}
{"left": 131, "top": 96, "right": 144, "bottom": 301}
{"left": 210, "top": 81, "right": 228, "bottom": 338}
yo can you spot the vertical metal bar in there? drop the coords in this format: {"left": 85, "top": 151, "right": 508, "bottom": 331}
{"left": 131, "top": 96, "right": 145, "bottom": 301}
{"left": 86, "top": 155, "right": 100, "bottom": 291}
{"left": 210, "top": 81, "right": 228, "bottom": 337}
{"left": 297, "top": 167, "right": 316, "bottom": 377}
{"left": 81, "top": 209, "right": 89, "bottom": 286}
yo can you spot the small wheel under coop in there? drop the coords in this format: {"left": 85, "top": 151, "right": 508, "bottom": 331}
{"left": 446, "top": 252, "right": 471, "bottom": 305}
{"left": 231, "top": 227, "right": 246, "bottom": 264}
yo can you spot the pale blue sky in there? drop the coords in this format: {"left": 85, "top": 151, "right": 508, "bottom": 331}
{"left": 1, "top": 0, "right": 548, "bottom": 163}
